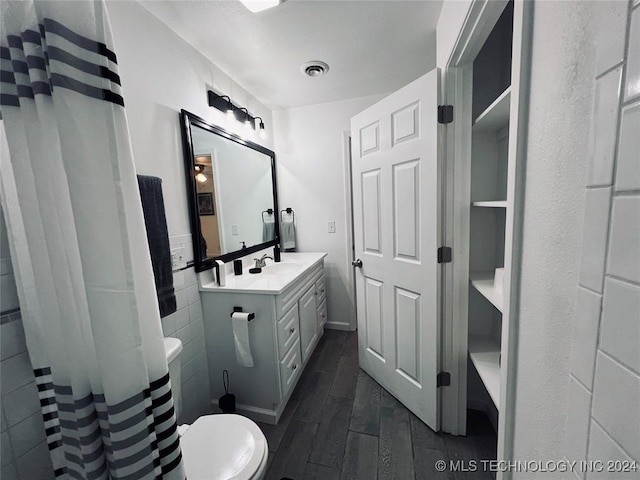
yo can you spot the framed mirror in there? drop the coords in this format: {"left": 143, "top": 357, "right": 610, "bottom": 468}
{"left": 180, "top": 110, "right": 279, "bottom": 272}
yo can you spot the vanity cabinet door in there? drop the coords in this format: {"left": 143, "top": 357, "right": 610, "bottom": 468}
{"left": 299, "top": 285, "right": 318, "bottom": 363}
{"left": 317, "top": 299, "right": 327, "bottom": 331}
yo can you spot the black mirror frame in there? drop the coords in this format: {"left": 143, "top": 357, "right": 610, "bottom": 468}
{"left": 180, "top": 109, "right": 280, "bottom": 273}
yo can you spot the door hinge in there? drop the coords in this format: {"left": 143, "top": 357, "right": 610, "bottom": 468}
{"left": 437, "top": 371, "right": 451, "bottom": 387}
{"left": 437, "top": 246, "right": 452, "bottom": 264}
{"left": 438, "top": 105, "right": 453, "bottom": 124}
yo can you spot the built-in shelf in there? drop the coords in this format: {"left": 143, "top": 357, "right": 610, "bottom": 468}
{"left": 472, "top": 200, "right": 507, "bottom": 208}
{"left": 469, "top": 335, "right": 501, "bottom": 410}
{"left": 470, "top": 271, "right": 504, "bottom": 313}
{"left": 473, "top": 86, "right": 511, "bottom": 134}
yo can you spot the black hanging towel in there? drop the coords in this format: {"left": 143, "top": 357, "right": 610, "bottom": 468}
{"left": 137, "top": 175, "right": 177, "bottom": 318}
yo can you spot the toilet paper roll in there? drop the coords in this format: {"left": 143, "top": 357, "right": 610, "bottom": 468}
{"left": 231, "top": 312, "right": 254, "bottom": 367}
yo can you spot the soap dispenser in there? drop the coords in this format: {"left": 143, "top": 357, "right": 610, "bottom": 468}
{"left": 273, "top": 244, "right": 281, "bottom": 262}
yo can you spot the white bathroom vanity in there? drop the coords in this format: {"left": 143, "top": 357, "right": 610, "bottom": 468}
{"left": 199, "top": 252, "right": 327, "bottom": 424}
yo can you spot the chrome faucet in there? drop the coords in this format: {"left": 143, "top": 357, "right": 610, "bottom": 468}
{"left": 254, "top": 254, "right": 273, "bottom": 268}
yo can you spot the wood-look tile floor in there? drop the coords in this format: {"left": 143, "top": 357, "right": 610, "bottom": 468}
{"left": 257, "top": 330, "right": 497, "bottom": 480}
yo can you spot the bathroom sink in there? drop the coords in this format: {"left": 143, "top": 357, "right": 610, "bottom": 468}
{"left": 261, "top": 262, "right": 301, "bottom": 276}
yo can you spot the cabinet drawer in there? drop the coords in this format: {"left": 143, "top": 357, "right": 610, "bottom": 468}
{"left": 317, "top": 298, "right": 327, "bottom": 330}
{"left": 277, "top": 307, "right": 300, "bottom": 359}
{"left": 276, "top": 262, "right": 323, "bottom": 318}
{"left": 279, "top": 339, "right": 302, "bottom": 397}
{"left": 315, "top": 275, "right": 326, "bottom": 304}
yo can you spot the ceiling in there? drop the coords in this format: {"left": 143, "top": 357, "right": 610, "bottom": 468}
{"left": 139, "top": 0, "right": 443, "bottom": 110}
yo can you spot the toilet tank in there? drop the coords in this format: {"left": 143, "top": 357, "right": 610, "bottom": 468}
{"left": 163, "top": 337, "right": 183, "bottom": 418}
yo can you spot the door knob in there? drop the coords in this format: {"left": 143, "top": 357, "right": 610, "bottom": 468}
{"left": 352, "top": 259, "right": 363, "bottom": 268}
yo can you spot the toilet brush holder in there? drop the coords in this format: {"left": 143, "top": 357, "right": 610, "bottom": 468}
{"left": 219, "top": 370, "right": 236, "bottom": 413}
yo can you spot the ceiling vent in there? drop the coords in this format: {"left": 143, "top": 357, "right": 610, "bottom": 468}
{"left": 301, "top": 61, "right": 329, "bottom": 78}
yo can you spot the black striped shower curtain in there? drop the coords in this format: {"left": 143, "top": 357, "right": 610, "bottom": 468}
{"left": 0, "top": 1, "right": 185, "bottom": 478}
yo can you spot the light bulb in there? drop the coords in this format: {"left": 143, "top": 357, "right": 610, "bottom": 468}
{"left": 196, "top": 172, "right": 207, "bottom": 183}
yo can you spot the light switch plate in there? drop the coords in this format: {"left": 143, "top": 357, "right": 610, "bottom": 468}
{"left": 328, "top": 221, "right": 336, "bottom": 233}
{"left": 232, "top": 224, "right": 239, "bottom": 235}
{"left": 171, "top": 246, "right": 187, "bottom": 270}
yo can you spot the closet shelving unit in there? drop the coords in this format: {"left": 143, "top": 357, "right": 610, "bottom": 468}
{"left": 466, "top": 1, "right": 514, "bottom": 424}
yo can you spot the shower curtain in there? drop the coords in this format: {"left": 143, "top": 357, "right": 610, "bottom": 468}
{"left": 0, "top": 1, "right": 185, "bottom": 479}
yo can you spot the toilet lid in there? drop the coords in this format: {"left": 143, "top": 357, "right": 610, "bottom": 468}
{"left": 180, "top": 414, "right": 267, "bottom": 480}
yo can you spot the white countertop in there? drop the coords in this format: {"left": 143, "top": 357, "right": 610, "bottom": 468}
{"left": 199, "top": 252, "right": 327, "bottom": 295}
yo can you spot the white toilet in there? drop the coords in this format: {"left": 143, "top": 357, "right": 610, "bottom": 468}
{"left": 163, "top": 337, "right": 269, "bottom": 480}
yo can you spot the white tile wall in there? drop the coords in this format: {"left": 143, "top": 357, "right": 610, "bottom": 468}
{"left": 624, "top": 6, "right": 640, "bottom": 101}
{"left": 592, "top": 352, "right": 640, "bottom": 461}
{"left": 0, "top": 315, "right": 53, "bottom": 480}
{"left": 587, "top": 68, "right": 622, "bottom": 187}
{"left": 615, "top": 102, "right": 640, "bottom": 191}
{"left": 162, "top": 236, "right": 212, "bottom": 424}
{"left": 570, "top": 287, "right": 602, "bottom": 390}
{"left": 599, "top": 278, "right": 640, "bottom": 372}
{"left": 595, "top": 1, "right": 629, "bottom": 76}
{"left": 578, "top": 187, "right": 612, "bottom": 292}
{"left": 564, "top": 377, "right": 592, "bottom": 464}
{"left": 566, "top": 1, "right": 640, "bottom": 472}
{"left": 607, "top": 196, "right": 640, "bottom": 283}
{"left": 587, "top": 422, "right": 639, "bottom": 479}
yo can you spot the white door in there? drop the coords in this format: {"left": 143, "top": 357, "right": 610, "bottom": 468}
{"left": 351, "top": 69, "right": 442, "bottom": 431}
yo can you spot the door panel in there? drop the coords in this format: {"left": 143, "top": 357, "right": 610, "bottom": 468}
{"left": 351, "top": 69, "right": 441, "bottom": 431}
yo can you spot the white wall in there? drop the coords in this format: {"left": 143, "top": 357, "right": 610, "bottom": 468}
{"left": 106, "top": 0, "right": 276, "bottom": 423}
{"left": 509, "top": 0, "right": 600, "bottom": 470}
{"left": 274, "top": 94, "right": 386, "bottom": 330}
{"left": 563, "top": 1, "right": 640, "bottom": 476}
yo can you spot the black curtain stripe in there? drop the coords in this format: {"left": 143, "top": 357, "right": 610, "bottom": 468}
{"left": 43, "top": 18, "right": 117, "bottom": 64}
{"left": 154, "top": 405, "right": 175, "bottom": 425}
{"left": 0, "top": 46, "right": 11, "bottom": 60}
{"left": 0, "top": 94, "right": 20, "bottom": 107}
{"left": 16, "top": 84, "right": 34, "bottom": 98}
{"left": 48, "top": 439, "right": 63, "bottom": 451}
{"left": 156, "top": 421, "right": 177, "bottom": 443}
{"left": 151, "top": 389, "right": 172, "bottom": 411}
{"left": 21, "top": 29, "right": 43, "bottom": 45}
{"left": 34, "top": 367, "right": 52, "bottom": 377}
{"left": 43, "top": 411, "right": 59, "bottom": 422}
{"left": 54, "top": 467, "right": 67, "bottom": 478}
{"left": 112, "top": 455, "right": 159, "bottom": 480}
{"left": 149, "top": 372, "right": 170, "bottom": 390}
{"left": 108, "top": 406, "right": 152, "bottom": 434}
{"left": 161, "top": 451, "right": 183, "bottom": 475}
{"left": 37, "top": 382, "right": 54, "bottom": 392}
{"left": 53, "top": 384, "right": 73, "bottom": 395}
{"left": 86, "top": 461, "right": 108, "bottom": 480}
{"left": 158, "top": 437, "right": 180, "bottom": 460}
{"left": 110, "top": 424, "right": 154, "bottom": 452}
{"left": 1, "top": 69, "right": 17, "bottom": 83}
{"left": 26, "top": 54, "right": 46, "bottom": 71}
{"left": 7, "top": 35, "right": 23, "bottom": 49}
{"left": 48, "top": 46, "right": 121, "bottom": 85}
{"left": 107, "top": 390, "right": 148, "bottom": 415}
{"left": 11, "top": 60, "right": 28, "bottom": 75}
{"left": 111, "top": 443, "right": 156, "bottom": 470}
{"left": 50, "top": 72, "right": 123, "bottom": 107}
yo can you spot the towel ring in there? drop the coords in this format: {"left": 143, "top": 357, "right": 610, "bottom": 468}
{"left": 262, "top": 208, "right": 274, "bottom": 223}
{"left": 280, "top": 207, "right": 295, "bottom": 223}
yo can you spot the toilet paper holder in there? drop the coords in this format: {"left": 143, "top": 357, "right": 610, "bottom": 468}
{"left": 230, "top": 306, "right": 255, "bottom": 321}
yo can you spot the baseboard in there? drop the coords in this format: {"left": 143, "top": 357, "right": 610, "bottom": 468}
{"left": 325, "top": 321, "right": 353, "bottom": 331}
{"left": 209, "top": 399, "right": 277, "bottom": 424}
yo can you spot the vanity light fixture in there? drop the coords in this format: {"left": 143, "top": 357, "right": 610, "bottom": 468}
{"left": 254, "top": 117, "right": 266, "bottom": 139}
{"left": 238, "top": 0, "right": 286, "bottom": 13}
{"left": 239, "top": 108, "right": 252, "bottom": 129}
{"left": 206, "top": 90, "right": 267, "bottom": 140}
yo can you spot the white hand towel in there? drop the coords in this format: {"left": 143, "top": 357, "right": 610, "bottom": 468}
{"left": 232, "top": 312, "right": 254, "bottom": 367}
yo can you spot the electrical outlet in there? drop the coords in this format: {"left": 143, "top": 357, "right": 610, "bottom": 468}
{"left": 328, "top": 221, "right": 336, "bottom": 233}
{"left": 171, "top": 246, "right": 186, "bottom": 270}
{"left": 232, "top": 224, "right": 239, "bottom": 235}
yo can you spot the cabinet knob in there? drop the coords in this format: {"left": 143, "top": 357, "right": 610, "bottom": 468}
{"left": 292, "top": 364, "right": 298, "bottom": 370}
{"left": 289, "top": 327, "right": 295, "bottom": 334}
